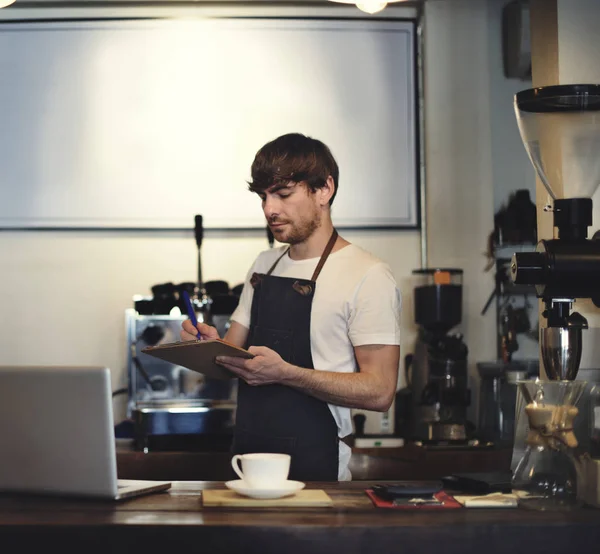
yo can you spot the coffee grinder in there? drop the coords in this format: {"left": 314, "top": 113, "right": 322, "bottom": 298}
{"left": 399, "top": 268, "right": 472, "bottom": 442}
{"left": 510, "top": 84, "right": 600, "bottom": 381}
{"left": 508, "top": 85, "right": 600, "bottom": 507}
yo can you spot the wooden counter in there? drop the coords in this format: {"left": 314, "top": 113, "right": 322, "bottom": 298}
{"left": 0, "top": 481, "right": 598, "bottom": 554}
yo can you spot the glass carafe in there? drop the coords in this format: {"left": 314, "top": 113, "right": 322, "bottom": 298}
{"left": 512, "top": 379, "right": 586, "bottom": 511}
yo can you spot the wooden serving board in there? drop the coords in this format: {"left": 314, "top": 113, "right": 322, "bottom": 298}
{"left": 202, "top": 489, "right": 333, "bottom": 508}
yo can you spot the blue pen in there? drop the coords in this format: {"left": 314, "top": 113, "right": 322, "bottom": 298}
{"left": 182, "top": 290, "right": 202, "bottom": 339}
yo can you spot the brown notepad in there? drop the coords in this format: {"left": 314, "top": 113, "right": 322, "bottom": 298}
{"left": 202, "top": 489, "right": 333, "bottom": 508}
{"left": 141, "top": 339, "right": 254, "bottom": 380}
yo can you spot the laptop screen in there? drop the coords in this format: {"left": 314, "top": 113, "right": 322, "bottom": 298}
{"left": 0, "top": 366, "right": 120, "bottom": 498}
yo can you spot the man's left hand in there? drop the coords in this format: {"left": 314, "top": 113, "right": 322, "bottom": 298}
{"left": 216, "top": 346, "right": 293, "bottom": 386}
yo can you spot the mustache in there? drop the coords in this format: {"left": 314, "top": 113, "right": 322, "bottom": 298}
{"left": 267, "top": 217, "right": 288, "bottom": 225}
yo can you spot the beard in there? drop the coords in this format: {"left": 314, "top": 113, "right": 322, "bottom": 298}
{"left": 270, "top": 207, "right": 321, "bottom": 245}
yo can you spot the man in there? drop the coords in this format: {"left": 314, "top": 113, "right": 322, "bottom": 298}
{"left": 181, "top": 133, "right": 401, "bottom": 481}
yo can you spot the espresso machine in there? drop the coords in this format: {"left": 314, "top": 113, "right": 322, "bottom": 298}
{"left": 124, "top": 216, "right": 275, "bottom": 452}
{"left": 126, "top": 215, "right": 240, "bottom": 452}
{"left": 126, "top": 289, "right": 239, "bottom": 453}
{"left": 397, "top": 268, "right": 472, "bottom": 443}
{"left": 508, "top": 85, "right": 600, "bottom": 507}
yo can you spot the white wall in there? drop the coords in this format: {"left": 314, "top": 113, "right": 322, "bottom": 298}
{"left": 0, "top": 0, "right": 524, "bottom": 428}
{"left": 424, "top": 0, "right": 498, "bottom": 421}
{"left": 558, "top": 0, "right": 600, "bottom": 84}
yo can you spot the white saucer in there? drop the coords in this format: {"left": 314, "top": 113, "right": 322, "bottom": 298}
{"left": 225, "top": 479, "right": 305, "bottom": 499}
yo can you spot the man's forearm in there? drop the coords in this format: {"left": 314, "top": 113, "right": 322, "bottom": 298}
{"left": 280, "top": 364, "right": 394, "bottom": 412}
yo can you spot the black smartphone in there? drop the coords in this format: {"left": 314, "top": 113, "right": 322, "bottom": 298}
{"left": 371, "top": 481, "right": 443, "bottom": 501}
{"left": 441, "top": 471, "right": 513, "bottom": 494}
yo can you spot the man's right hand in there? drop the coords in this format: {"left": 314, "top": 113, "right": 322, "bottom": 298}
{"left": 180, "top": 319, "right": 220, "bottom": 342}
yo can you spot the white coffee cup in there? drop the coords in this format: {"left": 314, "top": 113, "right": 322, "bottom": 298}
{"left": 231, "top": 453, "right": 291, "bottom": 489}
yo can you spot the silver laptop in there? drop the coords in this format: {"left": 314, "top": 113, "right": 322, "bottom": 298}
{"left": 0, "top": 365, "right": 171, "bottom": 500}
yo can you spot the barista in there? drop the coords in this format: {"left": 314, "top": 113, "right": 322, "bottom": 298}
{"left": 181, "top": 133, "right": 402, "bottom": 481}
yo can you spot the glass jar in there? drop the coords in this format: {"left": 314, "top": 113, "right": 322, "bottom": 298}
{"left": 512, "top": 379, "right": 587, "bottom": 511}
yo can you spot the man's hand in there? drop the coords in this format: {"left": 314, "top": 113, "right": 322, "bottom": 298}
{"left": 216, "top": 345, "right": 294, "bottom": 386}
{"left": 180, "top": 319, "right": 220, "bottom": 342}
{"left": 218, "top": 343, "right": 399, "bottom": 411}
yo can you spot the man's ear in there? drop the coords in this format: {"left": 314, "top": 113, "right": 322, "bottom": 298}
{"left": 319, "top": 176, "right": 335, "bottom": 206}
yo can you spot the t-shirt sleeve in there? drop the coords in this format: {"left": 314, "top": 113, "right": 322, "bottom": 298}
{"left": 347, "top": 263, "right": 402, "bottom": 347}
{"left": 230, "top": 265, "right": 256, "bottom": 330}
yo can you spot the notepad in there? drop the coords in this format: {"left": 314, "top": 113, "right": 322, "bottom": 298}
{"left": 366, "top": 489, "right": 462, "bottom": 510}
{"left": 141, "top": 339, "right": 254, "bottom": 379}
{"left": 453, "top": 493, "right": 518, "bottom": 508}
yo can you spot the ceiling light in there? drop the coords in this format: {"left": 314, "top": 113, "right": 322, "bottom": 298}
{"left": 0, "top": 0, "right": 16, "bottom": 8}
{"left": 328, "top": 0, "right": 407, "bottom": 15}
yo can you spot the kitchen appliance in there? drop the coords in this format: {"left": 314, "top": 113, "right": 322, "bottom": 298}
{"left": 508, "top": 84, "right": 600, "bottom": 508}
{"left": 125, "top": 217, "right": 277, "bottom": 452}
{"left": 396, "top": 268, "right": 473, "bottom": 443}
{"left": 126, "top": 214, "right": 242, "bottom": 452}
{"left": 510, "top": 84, "right": 600, "bottom": 380}
{"left": 126, "top": 308, "right": 238, "bottom": 452}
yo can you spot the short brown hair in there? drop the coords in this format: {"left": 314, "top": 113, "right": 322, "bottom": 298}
{"left": 248, "top": 133, "right": 339, "bottom": 205}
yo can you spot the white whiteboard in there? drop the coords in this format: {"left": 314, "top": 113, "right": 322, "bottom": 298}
{"left": 0, "top": 18, "right": 417, "bottom": 229}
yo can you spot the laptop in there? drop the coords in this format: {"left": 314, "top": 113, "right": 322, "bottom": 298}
{"left": 0, "top": 365, "right": 171, "bottom": 500}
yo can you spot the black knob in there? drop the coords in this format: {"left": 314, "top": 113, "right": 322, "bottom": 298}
{"left": 194, "top": 215, "right": 204, "bottom": 248}
{"left": 510, "top": 252, "right": 546, "bottom": 285}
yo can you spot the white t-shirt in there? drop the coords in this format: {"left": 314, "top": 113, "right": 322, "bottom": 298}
{"left": 230, "top": 243, "right": 402, "bottom": 480}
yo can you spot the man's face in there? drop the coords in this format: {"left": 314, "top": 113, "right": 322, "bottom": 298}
{"left": 257, "top": 181, "right": 321, "bottom": 245}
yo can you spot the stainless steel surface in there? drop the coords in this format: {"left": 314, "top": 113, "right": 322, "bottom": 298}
{"left": 427, "top": 422, "right": 467, "bottom": 442}
{"left": 126, "top": 309, "right": 237, "bottom": 410}
{"left": 135, "top": 398, "right": 237, "bottom": 412}
{"left": 126, "top": 309, "right": 238, "bottom": 449}
{"left": 540, "top": 326, "right": 583, "bottom": 380}
{"left": 133, "top": 399, "right": 236, "bottom": 437}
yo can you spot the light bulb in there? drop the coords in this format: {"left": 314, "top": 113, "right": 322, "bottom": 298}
{"left": 0, "top": 0, "right": 16, "bottom": 7}
{"left": 355, "top": 1, "right": 388, "bottom": 13}
{"left": 328, "top": 0, "right": 406, "bottom": 15}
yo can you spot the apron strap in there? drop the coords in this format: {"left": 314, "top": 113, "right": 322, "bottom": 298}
{"left": 266, "top": 248, "right": 290, "bottom": 276}
{"left": 265, "top": 228, "right": 339, "bottom": 281}
{"left": 310, "top": 229, "right": 338, "bottom": 282}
